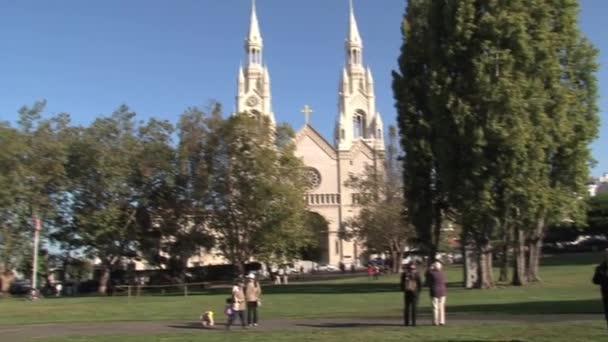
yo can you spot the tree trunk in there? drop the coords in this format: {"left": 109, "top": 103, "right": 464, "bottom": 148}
{"left": 475, "top": 242, "right": 494, "bottom": 289}
{"left": 512, "top": 226, "right": 527, "bottom": 286}
{"left": 390, "top": 249, "right": 398, "bottom": 273}
{"left": 463, "top": 247, "right": 478, "bottom": 289}
{"left": 498, "top": 242, "right": 509, "bottom": 282}
{"left": 395, "top": 251, "right": 404, "bottom": 273}
{"left": 498, "top": 224, "right": 510, "bottom": 282}
{"left": 482, "top": 247, "right": 494, "bottom": 288}
{"left": 98, "top": 267, "right": 111, "bottom": 295}
{"left": 526, "top": 240, "right": 541, "bottom": 282}
{"left": 0, "top": 271, "right": 15, "bottom": 296}
{"left": 432, "top": 210, "right": 442, "bottom": 259}
{"left": 236, "top": 261, "right": 246, "bottom": 276}
{"left": 526, "top": 216, "right": 545, "bottom": 282}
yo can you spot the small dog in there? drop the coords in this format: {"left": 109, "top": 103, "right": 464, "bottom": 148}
{"left": 200, "top": 310, "right": 214, "bottom": 327}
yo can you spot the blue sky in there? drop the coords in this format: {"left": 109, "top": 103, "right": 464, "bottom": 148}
{"left": 0, "top": 0, "right": 606, "bottom": 177}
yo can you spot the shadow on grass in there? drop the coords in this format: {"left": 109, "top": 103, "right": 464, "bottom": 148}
{"left": 427, "top": 340, "right": 525, "bottom": 342}
{"left": 167, "top": 321, "right": 222, "bottom": 330}
{"left": 541, "top": 252, "right": 603, "bottom": 267}
{"left": 296, "top": 322, "right": 404, "bottom": 328}
{"left": 449, "top": 299, "right": 603, "bottom": 315}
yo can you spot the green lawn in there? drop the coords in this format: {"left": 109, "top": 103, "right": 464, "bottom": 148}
{"left": 2, "top": 252, "right": 607, "bottom": 341}
{"left": 30, "top": 322, "right": 608, "bottom": 342}
{"left": 1, "top": 253, "right": 604, "bottom": 326}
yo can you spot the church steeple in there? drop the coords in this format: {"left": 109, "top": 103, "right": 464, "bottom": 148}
{"left": 345, "top": 0, "right": 363, "bottom": 68}
{"left": 245, "top": 0, "right": 262, "bottom": 65}
{"left": 335, "top": 0, "right": 384, "bottom": 151}
{"left": 235, "top": 0, "right": 275, "bottom": 125}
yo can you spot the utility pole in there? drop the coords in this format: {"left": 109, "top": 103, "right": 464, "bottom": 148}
{"left": 32, "top": 216, "right": 41, "bottom": 291}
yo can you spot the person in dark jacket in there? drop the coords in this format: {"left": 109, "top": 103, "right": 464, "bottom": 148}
{"left": 593, "top": 249, "right": 608, "bottom": 328}
{"left": 400, "top": 263, "right": 422, "bottom": 326}
{"left": 426, "top": 261, "right": 447, "bottom": 326}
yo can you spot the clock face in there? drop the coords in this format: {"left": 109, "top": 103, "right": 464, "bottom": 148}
{"left": 246, "top": 96, "right": 259, "bottom": 107}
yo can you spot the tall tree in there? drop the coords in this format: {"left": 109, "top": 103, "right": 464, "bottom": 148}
{"left": 393, "top": 0, "right": 598, "bottom": 287}
{"left": 346, "top": 126, "right": 414, "bottom": 273}
{"left": 135, "top": 106, "right": 216, "bottom": 281}
{"left": 522, "top": 0, "right": 599, "bottom": 283}
{"left": 0, "top": 123, "right": 30, "bottom": 274}
{"left": 208, "top": 114, "right": 310, "bottom": 272}
{"left": 1, "top": 101, "right": 69, "bottom": 281}
{"left": 392, "top": 0, "right": 449, "bottom": 268}
{"left": 60, "top": 105, "right": 142, "bottom": 293}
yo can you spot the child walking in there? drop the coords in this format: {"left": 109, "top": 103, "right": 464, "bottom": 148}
{"left": 226, "top": 279, "right": 246, "bottom": 330}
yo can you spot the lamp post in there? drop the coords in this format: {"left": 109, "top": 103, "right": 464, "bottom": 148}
{"left": 32, "top": 216, "right": 41, "bottom": 291}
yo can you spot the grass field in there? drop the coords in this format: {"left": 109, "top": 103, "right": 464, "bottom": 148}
{"left": 35, "top": 322, "right": 608, "bottom": 342}
{"left": 1, "top": 252, "right": 607, "bottom": 341}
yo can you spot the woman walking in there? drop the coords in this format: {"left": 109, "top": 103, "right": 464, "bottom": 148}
{"left": 245, "top": 273, "right": 262, "bottom": 326}
{"left": 227, "top": 279, "right": 246, "bottom": 329}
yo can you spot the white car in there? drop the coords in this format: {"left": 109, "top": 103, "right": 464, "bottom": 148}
{"left": 316, "top": 264, "right": 339, "bottom": 272}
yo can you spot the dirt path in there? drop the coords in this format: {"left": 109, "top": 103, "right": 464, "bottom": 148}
{"left": 0, "top": 314, "right": 600, "bottom": 341}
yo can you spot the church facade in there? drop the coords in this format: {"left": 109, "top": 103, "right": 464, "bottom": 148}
{"left": 235, "top": 2, "right": 385, "bottom": 267}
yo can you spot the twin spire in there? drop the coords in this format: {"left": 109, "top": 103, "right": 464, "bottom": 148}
{"left": 347, "top": 0, "right": 362, "bottom": 48}
{"left": 244, "top": 0, "right": 362, "bottom": 67}
{"left": 237, "top": 0, "right": 382, "bottom": 151}
{"left": 245, "top": 0, "right": 263, "bottom": 65}
{"left": 246, "top": 0, "right": 262, "bottom": 50}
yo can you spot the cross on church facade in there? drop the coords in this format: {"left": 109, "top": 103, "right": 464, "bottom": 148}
{"left": 301, "top": 105, "right": 314, "bottom": 125}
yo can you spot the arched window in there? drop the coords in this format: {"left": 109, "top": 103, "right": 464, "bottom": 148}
{"left": 353, "top": 110, "right": 366, "bottom": 139}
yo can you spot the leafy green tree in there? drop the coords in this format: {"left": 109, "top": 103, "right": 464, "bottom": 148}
{"left": 346, "top": 126, "right": 414, "bottom": 273}
{"left": 521, "top": 0, "right": 599, "bottom": 283}
{"left": 0, "top": 123, "right": 30, "bottom": 273}
{"left": 135, "top": 106, "right": 215, "bottom": 281}
{"left": 1, "top": 101, "right": 69, "bottom": 278}
{"left": 393, "top": 0, "right": 598, "bottom": 288}
{"left": 392, "top": 0, "right": 450, "bottom": 268}
{"left": 59, "top": 105, "right": 142, "bottom": 293}
{"left": 208, "top": 114, "right": 310, "bottom": 273}
{"left": 586, "top": 193, "right": 608, "bottom": 237}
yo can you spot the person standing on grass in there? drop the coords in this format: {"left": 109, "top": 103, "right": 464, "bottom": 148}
{"left": 367, "top": 264, "right": 375, "bottom": 280}
{"left": 245, "top": 273, "right": 262, "bottom": 327}
{"left": 426, "top": 261, "right": 447, "bottom": 326}
{"left": 593, "top": 249, "right": 608, "bottom": 328}
{"left": 228, "top": 279, "right": 246, "bottom": 329}
{"left": 400, "top": 263, "right": 421, "bottom": 326}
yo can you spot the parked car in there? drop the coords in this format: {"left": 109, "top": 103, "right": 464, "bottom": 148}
{"left": 279, "top": 263, "right": 299, "bottom": 274}
{"left": 316, "top": 264, "right": 339, "bottom": 272}
{"left": 9, "top": 279, "right": 32, "bottom": 295}
{"left": 451, "top": 252, "right": 463, "bottom": 263}
{"left": 402, "top": 250, "right": 425, "bottom": 265}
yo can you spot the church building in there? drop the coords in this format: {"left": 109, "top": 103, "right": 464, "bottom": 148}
{"left": 234, "top": 1, "right": 385, "bottom": 267}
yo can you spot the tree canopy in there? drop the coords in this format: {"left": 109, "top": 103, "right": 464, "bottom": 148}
{"left": 393, "top": 0, "right": 599, "bottom": 287}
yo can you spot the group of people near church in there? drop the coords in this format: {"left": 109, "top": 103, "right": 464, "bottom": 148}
{"left": 206, "top": 250, "right": 608, "bottom": 330}
{"left": 400, "top": 261, "right": 447, "bottom": 327}
{"left": 224, "top": 273, "right": 263, "bottom": 330}
{"left": 401, "top": 249, "right": 608, "bottom": 329}
{"left": 214, "top": 260, "right": 448, "bottom": 329}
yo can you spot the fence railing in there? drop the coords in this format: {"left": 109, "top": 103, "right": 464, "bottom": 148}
{"left": 113, "top": 281, "right": 211, "bottom": 297}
